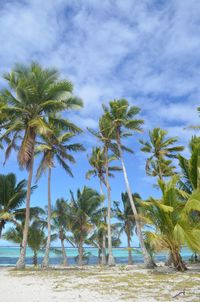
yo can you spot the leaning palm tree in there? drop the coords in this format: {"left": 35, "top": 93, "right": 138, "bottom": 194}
{"left": 0, "top": 62, "right": 82, "bottom": 268}
{"left": 114, "top": 192, "right": 141, "bottom": 264}
{"left": 140, "top": 128, "right": 184, "bottom": 180}
{"left": 142, "top": 175, "right": 200, "bottom": 271}
{"left": 88, "top": 116, "right": 119, "bottom": 265}
{"left": 52, "top": 198, "right": 70, "bottom": 266}
{"left": 103, "top": 99, "right": 154, "bottom": 268}
{"left": 0, "top": 173, "right": 27, "bottom": 237}
{"left": 86, "top": 146, "right": 121, "bottom": 264}
{"left": 68, "top": 187, "right": 103, "bottom": 266}
{"left": 36, "top": 115, "right": 84, "bottom": 268}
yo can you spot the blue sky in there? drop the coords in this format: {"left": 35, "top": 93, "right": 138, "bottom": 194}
{"left": 0, "top": 0, "right": 199, "bottom": 247}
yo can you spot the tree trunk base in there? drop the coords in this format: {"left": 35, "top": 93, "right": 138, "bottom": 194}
{"left": 41, "top": 258, "right": 49, "bottom": 269}
{"left": 62, "top": 261, "right": 69, "bottom": 267}
{"left": 108, "top": 253, "right": 115, "bottom": 266}
{"left": 172, "top": 252, "right": 187, "bottom": 272}
{"left": 16, "top": 247, "right": 26, "bottom": 269}
{"left": 101, "top": 249, "right": 107, "bottom": 265}
{"left": 144, "top": 258, "right": 157, "bottom": 269}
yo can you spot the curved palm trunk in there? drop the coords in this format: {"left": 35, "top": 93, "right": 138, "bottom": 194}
{"left": 105, "top": 146, "right": 115, "bottom": 266}
{"left": 16, "top": 153, "right": 35, "bottom": 269}
{"left": 171, "top": 248, "right": 187, "bottom": 271}
{"left": 157, "top": 158, "right": 163, "bottom": 181}
{"left": 116, "top": 137, "right": 155, "bottom": 268}
{"left": 61, "top": 238, "right": 68, "bottom": 266}
{"left": 99, "top": 179, "right": 107, "bottom": 265}
{"left": 42, "top": 168, "right": 52, "bottom": 268}
{"left": 127, "top": 233, "right": 133, "bottom": 265}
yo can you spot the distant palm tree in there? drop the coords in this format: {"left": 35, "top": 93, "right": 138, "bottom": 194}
{"left": 88, "top": 116, "right": 119, "bottom": 266}
{"left": 0, "top": 173, "right": 27, "bottom": 236}
{"left": 4, "top": 218, "right": 55, "bottom": 266}
{"left": 86, "top": 146, "right": 121, "bottom": 264}
{"left": 36, "top": 115, "right": 83, "bottom": 268}
{"left": 140, "top": 128, "right": 184, "bottom": 180}
{"left": 0, "top": 62, "right": 82, "bottom": 268}
{"left": 52, "top": 198, "right": 70, "bottom": 266}
{"left": 103, "top": 99, "right": 154, "bottom": 268}
{"left": 114, "top": 192, "right": 141, "bottom": 264}
{"left": 68, "top": 187, "right": 102, "bottom": 266}
{"left": 87, "top": 218, "right": 121, "bottom": 264}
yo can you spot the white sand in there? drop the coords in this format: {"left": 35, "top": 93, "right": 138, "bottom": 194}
{"left": 0, "top": 264, "right": 200, "bottom": 302}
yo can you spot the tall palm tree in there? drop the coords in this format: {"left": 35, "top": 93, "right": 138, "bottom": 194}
{"left": 142, "top": 175, "right": 200, "bottom": 271}
{"left": 52, "top": 198, "right": 70, "bottom": 266}
{"left": 0, "top": 62, "right": 82, "bottom": 268}
{"left": 88, "top": 116, "right": 119, "bottom": 265}
{"left": 114, "top": 192, "right": 141, "bottom": 264}
{"left": 68, "top": 187, "right": 102, "bottom": 266}
{"left": 86, "top": 146, "right": 121, "bottom": 264}
{"left": 36, "top": 116, "right": 84, "bottom": 268}
{"left": 103, "top": 99, "right": 154, "bottom": 268}
{"left": 140, "top": 128, "right": 184, "bottom": 180}
{"left": 0, "top": 173, "right": 27, "bottom": 237}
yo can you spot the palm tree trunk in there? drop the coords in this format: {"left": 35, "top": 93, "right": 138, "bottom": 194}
{"left": 157, "top": 157, "right": 163, "bottom": 181}
{"left": 61, "top": 238, "right": 68, "bottom": 266}
{"left": 99, "top": 179, "right": 107, "bottom": 265}
{"left": 171, "top": 248, "right": 187, "bottom": 271}
{"left": 127, "top": 233, "right": 133, "bottom": 265}
{"left": 33, "top": 250, "right": 38, "bottom": 266}
{"left": 16, "top": 153, "right": 35, "bottom": 269}
{"left": 42, "top": 167, "right": 52, "bottom": 268}
{"left": 0, "top": 220, "right": 5, "bottom": 238}
{"left": 105, "top": 145, "right": 115, "bottom": 266}
{"left": 116, "top": 137, "right": 155, "bottom": 268}
{"left": 78, "top": 239, "right": 83, "bottom": 266}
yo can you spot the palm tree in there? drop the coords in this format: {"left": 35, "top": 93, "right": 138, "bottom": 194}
{"left": 52, "top": 198, "right": 70, "bottom": 266}
{"left": 140, "top": 128, "right": 184, "bottom": 180}
{"left": 86, "top": 146, "right": 121, "bottom": 264}
{"left": 88, "top": 116, "right": 119, "bottom": 265}
{"left": 87, "top": 218, "right": 121, "bottom": 264}
{"left": 142, "top": 175, "right": 200, "bottom": 271}
{"left": 178, "top": 136, "right": 200, "bottom": 193}
{"left": 0, "top": 173, "right": 27, "bottom": 236}
{"left": 4, "top": 218, "right": 55, "bottom": 266}
{"left": 0, "top": 62, "right": 82, "bottom": 268}
{"left": 68, "top": 187, "right": 102, "bottom": 266}
{"left": 188, "top": 106, "right": 200, "bottom": 131}
{"left": 114, "top": 192, "right": 141, "bottom": 264}
{"left": 36, "top": 115, "right": 84, "bottom": 268}
{"left": 103, "top": 99, "right": 154, "bottom": 268}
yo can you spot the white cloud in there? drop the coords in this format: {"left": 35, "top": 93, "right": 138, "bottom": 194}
{"left": 0, "top": 0, "right": 199, "bottom": 144}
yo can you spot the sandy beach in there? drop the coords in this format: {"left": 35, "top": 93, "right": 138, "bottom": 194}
{"left": 0, "top": 264, "right": 200, "bottom": 302}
